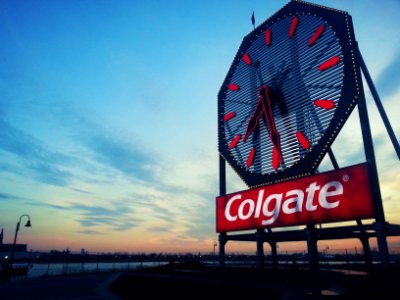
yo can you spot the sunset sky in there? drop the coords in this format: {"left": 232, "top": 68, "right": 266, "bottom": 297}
{"left": 1, "top": 0, "right": 399, "bottom": 255}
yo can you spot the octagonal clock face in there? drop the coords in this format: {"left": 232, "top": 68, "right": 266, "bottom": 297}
{"left": 218, "top": 0, "right": 361, "bottom": 187}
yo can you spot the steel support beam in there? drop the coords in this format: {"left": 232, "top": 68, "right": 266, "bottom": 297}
{"left": 356, "top": 45, "right": 390, "bottom": 268}
{"left": 256, "top": 229, "right": 265, "bottom": 268}
{"left": 306, "top": 224, "right": 319, "bottom": 271}
{"left": 218, "top": 155, "right": 227, "bottom": 267}
{"left": 357, "top": 47, "right": 400, "bottom": 160}
{"left": 269, "top": 241, "right": 278, "bottom": 269}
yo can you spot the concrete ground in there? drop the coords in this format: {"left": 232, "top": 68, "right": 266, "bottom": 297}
{"left": 0, "top": 272, "right": 120, "bottom": 300}
{"left": 1, "top": 263, "right": 400, "bottom": 299}
{"left": 108, "top": 263, "right": 400, "bottom": 300}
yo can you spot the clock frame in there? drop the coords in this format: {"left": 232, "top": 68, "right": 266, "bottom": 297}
{"left": 218, "top": 0, "right": 362, "bottom": 187}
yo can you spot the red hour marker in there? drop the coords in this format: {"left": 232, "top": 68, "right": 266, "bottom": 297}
{"left": 308, "top": 24, "right": 325, "bottom": 46}
{"left": 318, "top": 56, "right": 340, "bottom": 71}
{"left": 265, "top": 28, "right": 271, "bottom": 46}
{"left": 224, "top": 112, "right": 236, "bottom": 121}
{"left": 296, "top": 131, "right": 310, "bottom": 149}
{"left": 272, "top": 147, "right": 279, "bottom": 170}
{"left": 288, "top": 16, "right": 298, "bottom": 38}
{"left": 246, "top": 147, "right": 255, "bottom": 167}
{"left": 314, "top": 99, "right": 335, "bottom": 110}
{"left": 229, "top": 134, "right": 241, "bottom": 149}
{"left": 243, "top": 53, "right": 252, "bottom": 65}
{"left": 228, "top": 83, "right": 240, "bottom": 91}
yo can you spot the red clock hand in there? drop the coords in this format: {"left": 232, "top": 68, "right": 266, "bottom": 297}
{"left": 259, "top": 85, "right": 283, "bottom": 169}
{"left": 243, "top": 98, "right": 263, "bottom": 143}
{"left": 243, "top": 85, "right": 283, "bottom": 170}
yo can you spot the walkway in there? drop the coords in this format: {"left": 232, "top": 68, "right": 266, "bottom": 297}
{"left": 0, "top": 272, "right": 120, "bottom": 300}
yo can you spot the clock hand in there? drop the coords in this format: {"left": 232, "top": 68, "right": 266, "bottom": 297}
{"left": 241, "top": 57, "right": 284, "bottom": 169}
{"left": 258, "top": 85, "right": 283, "bottom": 169}
{"left": 243, "top": 61, "right": 274, "bottom": 143}
{"left": 243, "top": 85, "right": 283, "bottom": 169}
{"left": 242, "top": 98, "right": 263, "bottom": 143}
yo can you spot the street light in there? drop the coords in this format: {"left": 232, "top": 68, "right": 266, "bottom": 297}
{"left": 10, "top": 214, "right": 32, "bottom": 267}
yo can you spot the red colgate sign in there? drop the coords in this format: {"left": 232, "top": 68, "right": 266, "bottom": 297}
{"left": 216, "top": 163, "right": 375, "bottom": 232}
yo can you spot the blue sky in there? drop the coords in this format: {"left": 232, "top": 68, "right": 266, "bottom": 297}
{"left": 1, "top": 0, "right": 399, "bottom": 254}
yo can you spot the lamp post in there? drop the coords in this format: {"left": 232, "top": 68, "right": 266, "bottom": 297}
{"left": 10, "top": 214, "right": 31, "bottom": 267}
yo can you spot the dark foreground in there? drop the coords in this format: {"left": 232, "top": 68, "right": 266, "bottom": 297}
{"left": 0, "top": 271, "right": 119, "bottom": 300}
{"left": 1, "top": 263, "right": 400, "bottom": 299}
{"left": 110, "top": 263, "right": 400, "bottom": 300}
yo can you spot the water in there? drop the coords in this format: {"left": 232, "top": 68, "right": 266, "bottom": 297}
{"left": 16, "top": 259, "right": 384, "bottom": 279}
{"left": 23, "top": 261, "right": 166, "bottom": 279}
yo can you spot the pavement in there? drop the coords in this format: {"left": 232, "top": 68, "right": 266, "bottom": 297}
{"left": 0, "top": 272, "right": 121, "bottom": 300}
{"left": 108, "top": 263, "right": 400, "bottom": 300}
{"left": 1, "top": 264, "right": 400, "bottom": 299}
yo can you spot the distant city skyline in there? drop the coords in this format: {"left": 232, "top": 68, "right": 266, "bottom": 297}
{"left": 1, "top": 0, "right": 399, "bottom": 254}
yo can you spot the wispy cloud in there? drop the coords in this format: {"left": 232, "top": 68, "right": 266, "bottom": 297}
{"left": 46, "top": 103, "right": 162, "bottom": 186}
{"left": 143, "top": 201, "right": 177, "bottom": 223}
{"left": 23, "top": 195, "right": 141, "bottom": 232}
{"left": 0, "top": 192, "right": 32, "bottom": 202}
{"left": 78, "top": 229, "right": 101, "bottom": 235}
{"left": 0, "top": 107, "right": 161, "bottom": 189}
{"left": 0, "top": 119, "right": 74, "bottom": 186}
{"left": 376, "top": 49, "right": 400, "bottom": 98}
{"left": 70, "top": 201, "right": 141, "bottom": 231}
{"left": 81, "top": 130, "right": 157, "bottom": 183}
{"left": 147, "top": 226, "right": 170, "bottom": 233}
{"left": 70, "top": 187, "right": 92, "bottom": 194}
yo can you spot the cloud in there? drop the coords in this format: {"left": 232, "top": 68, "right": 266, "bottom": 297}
{"left": 147, "top": 226, "right": 170, "bottom": 233}
{"left": 184, "top": 222, "right": 215, "bottom": 241}
{"left": 0, "top": 119, "right": 74, "bottom": 186}
{"left": 78, "top": 230, "right": 101, "bottom": 235}
{"left": 70, "top": 188, "right": 92, "bottom": 194}
{"left": 0, "top": 192, "right": 12, "bottom": 202}
{"left": 25, "top": 200, "right": 70, "bottom": 210}
{"left": 0, "top": 193, "right": 9, "bottom": 201}
{"left": 0, "top": 108, "right": 160, "bottom": 189}
{"left": 29, "top": 161, "right": 73, "bottom": 186}
{"left": 76, "top": 216, "right": 139, "bottom": 232}
{"left": 70, "top": 203, "right": 130, "bottom": 217}
{"left": 78, "top": 216, "right": 116, "bottom": 227}
{"left": 25, "top": 197, "right": 141, "bottom": 232}
{"left": 81, "top": 130, "right": 158, "bottom": 183}
{"left": 142, "top": 201, "right": 177, "bottom": 223}
{"left": 375, "top": 49, "right": 400, "bottom": 98}
{"left": 1, "top": 69, "right": 163, "bottom": 187}
{"left": 66, "top": 202, "right": 141, "bottom": 232}
{"left": 0, "top": 192, "right": 32, "bottom": 202}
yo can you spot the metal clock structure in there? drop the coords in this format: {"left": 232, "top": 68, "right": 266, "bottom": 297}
{"left": 218, "top": 0, "right": 361, "bottom": 187}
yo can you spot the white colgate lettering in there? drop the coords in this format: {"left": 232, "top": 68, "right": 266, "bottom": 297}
{"left": 238, "top": 199, "right": 255, "bottom": 220}
{"left": 262, "top": 193, "right": 282, "bottom": 225}
{"left": 319, "top": 181, "right": 342, "bottom": 208}
{"left": 224, "top": 180, "right": 344, "bottom": 226}
{"left": 225, "top": 194, "right": 241, "bottom": 221}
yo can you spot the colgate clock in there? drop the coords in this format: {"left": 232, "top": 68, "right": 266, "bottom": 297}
{"left": 218, "top": 0, "right": 361, "bottom": 187}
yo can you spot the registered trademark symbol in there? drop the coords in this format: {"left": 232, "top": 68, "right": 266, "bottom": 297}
{"left": 342, "top": 174, "right": 349, "bottom": 182}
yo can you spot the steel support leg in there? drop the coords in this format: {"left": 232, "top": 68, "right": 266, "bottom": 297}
{"left": 218, "top": 155, "right": 227, "bottom": 267}
{"left": 356, "top": 62, "right": 390, "bottom": 268}
{"left": 219, "top": 232, "right": 226, "bottom": 267}
{"left": 306, "top": 224, "right": 319, "bottom": 271}
{"left": 256, "top": 229, "right": 265, "bottom": 268}
{"left": 269, "top": 241, "right": 278, "bottom": 269}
